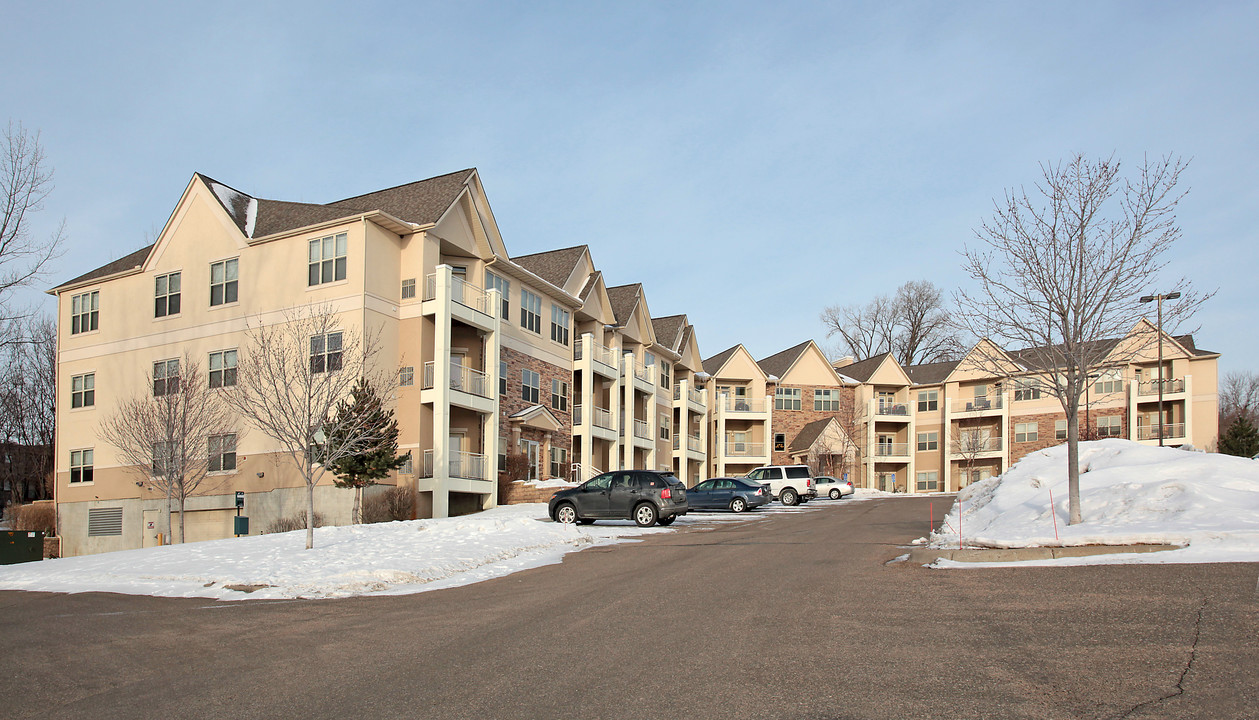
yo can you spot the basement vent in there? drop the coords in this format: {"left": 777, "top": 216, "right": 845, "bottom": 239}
{"left": 87, "top": 507, "right": 124, "bottom": 537}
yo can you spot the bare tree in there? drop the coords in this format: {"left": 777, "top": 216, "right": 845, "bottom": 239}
{"left": 221, "top": 303, "right": 387, "bottom": 549}
{"left": 821, "top": 280, "right": 963, "bottom": 365}
{"left": 955, "top": 154, "right": 1209, "bottom": 524}
{"left": 950, "top": 420, "right": 994, "bottom": 490}
{"left": 1219, "top": 370, "right": 1259, "bottom": 428}
{"left": 1, "top": 123, "right": 64, "bottom": 339}
{"left": 825, "top": 388, "right": 865, "bottom": 484}
{"left": 100, "top": 356, "right": 237, "bottom": 543}
{"left": 0, "top": 315, "right": 56, "bottom": 507}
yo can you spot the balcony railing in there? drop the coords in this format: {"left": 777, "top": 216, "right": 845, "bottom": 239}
{"left": 422, "top": 361, "right": 491, "bottom": 398}
{"left": 1138, "top": 378, "right": 1185, "bottom": 396}
{"left": 1137, "top": 423, "right": 1186, "bottom": 440}
{"left": 633, "top": 363, "right": 652, "bottom": 384}
{"left": 420, "top": 449, "right": 488, "bottom": 481}
{"left": 723, "top": 397, "right": 764, "bottom": 413}
{"left": 953, "top": 396, "right": 1004, "bottom": 413}
{"left": 876, "top": 402, "right": 910, "bottom": 417}
{"left": 575, "top": 337, "right": 618, "bottom": 369}
{"left": 592, "top": 405, "right": 613, "bottom": 430}
{"left": 424, "top": 273, "right": 490, "bottom": 315}
{"left": 725, "top": 441, "right": 765, "bottom": 457}
{"left": 687, "top": 435, "right": 702, "bottom": 452}
{"left": 954, "top": 437, "right": 1003, "bottom": 454}
{"left": 673, "top": 434, "right": 680, "bottom": 451}
{"left": 874, "top": 443, "right": 910, "bottom": 457}
{"left": 633, "top": 418, "right": 650, "bottom": 439}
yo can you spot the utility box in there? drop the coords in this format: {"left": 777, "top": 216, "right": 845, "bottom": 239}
{"left": 234, "top": 516, "right": 249, "bottom": 536}
{"left": 1, "top": 531, "right": 45, "bottom": 565}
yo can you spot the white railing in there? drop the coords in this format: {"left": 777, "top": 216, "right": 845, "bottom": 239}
{"left": 573, "top": 404, "right": 583, "bottom": 425}
{"left": 1138, "top": 378, "right": 1185, "bottom": 396}
{"left": 689, "top": 387, "right": 704, "bottom": 405}
{"left": 633, "top": 363, "right": 651, "bottom": 383}
{"left": 422, "top": 361, "right": 491, "bottom": 398}
{"left": 575, "top": 337, "right": 617, "bottom": 369}
{"left": 424, "top": 273, "right": 490, "bottom": 315}
{"left": 592, "top": 405, "right": 613, "bottom": 430}
{"left": 687, "top": 435, "right": 702, "bottom": 452}
{"left": 874, "top": 443, "right": 911, "bottom": 457}
{"left": 633, "top": 418, "right": 650, "bottom": 439}
{"left": 876, "top": 402, "right": 910, "bottom": 417}
{"left": 725, "top": 441, "right": 765, "bottom": 457}
{"left": 723, "top": 397, "right": 764, "bottom": 413}
{"left": 954, "top": 437, "right": 1003, "bottom": 454}
{"left": 952, "top": 396, "right": 1004, "bottom": 413}
{"left": 570, "top": 463, "right": 601, "bottom": 482}
{"left": 1137, "top": 423, "right": 1186, "bottom": 440}
{"left": 421, "top": 449, "right": 487, "bottom": 480}
{"left": 673, "top": 434, "right": 681, "bottom": 451}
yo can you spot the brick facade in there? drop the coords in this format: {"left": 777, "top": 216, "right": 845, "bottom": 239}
{"left": 1007, "top": 408, "right": 1127, "bottom": 464}
{"left": 498, "top": 345, "right": 573, "bottom": 491}
{"left": 768, "top": 385, "right": 858, "bottom": 467}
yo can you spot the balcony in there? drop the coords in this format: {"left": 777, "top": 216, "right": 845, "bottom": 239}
{"left": 575, "top": 337, "right": 618, "bottom": 376}
{"left": 633, "top": 418, "right": 651, "bottom": 440}
{"left": 687, "top": 435, "right": 702, "bottom": 452}
{"left": 721, "top": 397, "right": 765, "bottom": 413}
{"left": 724, "top": 441, "right": 765, "bottom": 457}
{"left": 874, "top": 443, "right": 911, "bottom": 458}
{"left": 951, "top": 437, "right": 1003, "bottom": 456}
{"left": 1137, "top": 423, "right": 1186, "bottom": 441}
{"left": 875, "top": 402, "right": 910, "bottom": 418}
{"left": 422, "top": 362, "right": 492, "bottom": 399}
{"left": 421, "top": 449, "right": 487, "bottom": 481}
{"left": 424, "top": 273, "right": 490, "bottom": 317}
{"left": 951, "top": 396, "right": 1004, "bottom": 414}
{"left": 1137, "top": 378, "right": 1185, "bottom": 396}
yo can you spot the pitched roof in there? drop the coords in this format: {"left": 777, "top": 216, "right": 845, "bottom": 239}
{"left": 513, "top": 245, "right": 587, "bottom": 289}
{"left": 789, "top": 418, "right": 835, "bottom": 453}
{"left": 840, "top": 353, "right": 893, "bottom": 383}
{"left": 758, "top": 340, "right": 812, "bottom": 380}
{"left": 1174, "top": 334, "right": 1217, "bottom": 357}
{"left": 904, "top": 359, "right": 960, "bottom": 385}
{"left": 55, "top": 244, "right": 154, "bottom": 290}
{"left": 251, "top": 198, "right": 364, "bottom": 238}
{"left": 651, "top": 315, "right": 687, "bottom": 351}
{"left": 327, "top": 168, "right": 475, "bottom": 225}
{"left": 702, "top": 344, "right": 741, "bottom": 376}
{"left": 606, "top": 284, "right": 641, "bottom": 326}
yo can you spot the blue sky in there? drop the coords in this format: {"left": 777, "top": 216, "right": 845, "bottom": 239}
{"left": 4, "top": 1, "right": 1255, "bottom": 372}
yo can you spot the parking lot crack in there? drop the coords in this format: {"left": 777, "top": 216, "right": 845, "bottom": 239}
{"left": 1114, "top": 596, "right": 1208, "bottom": 719}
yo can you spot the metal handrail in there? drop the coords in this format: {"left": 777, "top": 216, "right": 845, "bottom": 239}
{"left": 1138, "top": 378, "right": 1185, "bottom": 396}
{"left": 1137, "top": 423, "right": 1185, "bottom": 440}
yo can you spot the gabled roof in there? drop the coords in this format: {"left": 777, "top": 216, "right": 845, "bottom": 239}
{"left": 513, "top": 245, "right": 588, "bottom": 289}
{"left": 506, "top": 404, "right": 563, "bottom": 432}
{"left": 606, "top": 284, "right": 642, "bottom": 326}
{"left": 702, "top": 344, "right": 742, "bottom": 377}
{"left": 327, "top": 169, "right": 475, "bottom": 226}
{"left": 757, "top": 340, "right": 813, "bottom": 379}
{"left": 789, "top": 418, "right": 836, "bottom": 454}
{"left": 579, "top": 270, "right": 602, "bottom": 301}
{"left": 56, "top": 245, "right": 153, "bottom": 290}
{"left": 651, "top": 315, "right": 687, "bottom": 351}
{"left": 841, "top": 353, "right": 893, "bottom": 383}
{"left": 904, "top": 359, "right": 960, "bottom": 385}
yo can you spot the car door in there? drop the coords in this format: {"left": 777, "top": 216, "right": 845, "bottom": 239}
{"left": 576, "top": 473, "right": 613, "bottom": 517}
{"left": 713, "top": 478, "right": 736, "bottom": 507}
{"left": 606, "top": 472, "right": 639, "bottom": 518}
{"left": 689, "top": 479, "right": 716, "bottom": 509}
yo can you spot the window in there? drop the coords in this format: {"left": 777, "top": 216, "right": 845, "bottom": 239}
{"left": 644, "top": 353, "right": 656, "bottom": 384}
{"left": 917, "top": 431, "right": 938, "bottom": 452}
{"left": 401, "top": 278, "right": 416, "bottom": 300}
{"left": 71, "top": 290, "right": 99, "bottom": 334}
{"left": 1015, "top": 422, "right": 1039, "bottom": 443}
{"left": 210, "top": 259, "right": 238, "bottom": 306}
{"left": 399, "top": 366, "right": 415, "bottom": 387}
{"left": 209, "top": 350, "right": 237, "bottom": 388}
{"left": 87, "top": 507, "right": 122, "bottom": 537}
{"left": 815, "top": 388, "right": 840, "bottom": 411}
{"left": 551, "top": 379, "right": 568, "bottom": 412}
{"left": 522, "top": 369, "right": 540, "bottom": 403}
{"left": 660, "top": 361, "right": 670, "bottom": 389}
{"left": 308, "top": 232, "right": 347, "bottom": 286}
{"left": 486, "top": 271, "right": 510, "bottom": 319}
{"left": 775, "top": 387, "right": 801, "bottom": 411}
{"left": 498, "top": 435, "right": 507, "bottom": 473}
{"left": 500, "top": 361, "right": 507, "bottom": 397}
{"left": 310, "top": 332, "right": 343, "bottom": 373}
{"left": 152, "top": 440, "right": 173, "bottom": 477}
{"left": 399, "top": 451, "right": 414, "bottom": 475}
{"left": 1094, "top": 369, "right": 1124, "bottom": 394}
{"left": 520, "top": 288, "right": 542, "bottom": 333}
{"left": 1013, "top": 381, "right": 1041, "bottom": 401}
{"left": 660, "top": 414, "right": 670, "bottom": 440}
{"left": 549, "top": 447, "right": 568, "bottom": 479}
{"left": 1055, "top": 420, "right": 1068, "bottom": 440}
{"left": 153, "top": 358, "right": 180, "bottom": 396}
{"left": 774, "top": 433, "right": 786, "bottom": 451}
{"left": 915, "top": 471, "right": 939, "bottom": 492}
{"left": 551, "top": 305, "right": 570, "bottom": 346}
{"left": 917, "top": 390, "right": 938, "bottom": 412}
{"left": 71, "top": 373, "right": 95, "bottom": 408}
{"left": 70, "top": 449, "right": 94, "bottom": 484}
{"left": 209, "top": 434, "right": 237, "bottom": 472}
{"left": 154, "top": 272, "right": 181, "bottom": 317}
{"left": 1097, "top": 416, "right": 1123, "bottom": 437}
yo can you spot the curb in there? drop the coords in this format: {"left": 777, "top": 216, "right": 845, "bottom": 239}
{"left": 909, "top": 543, "right": 1182, "bottom": 564}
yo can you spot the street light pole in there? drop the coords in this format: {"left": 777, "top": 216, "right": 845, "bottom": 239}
{"left": 1139, "top": 292, "right": 1181, "bottom": 447}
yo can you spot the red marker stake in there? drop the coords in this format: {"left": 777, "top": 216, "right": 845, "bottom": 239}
{"left": 1049, "top": 488, "right": 1060, "bottom": 542}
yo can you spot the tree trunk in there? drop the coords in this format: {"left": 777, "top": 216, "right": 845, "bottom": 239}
{"left": 306, "top": 481, "right": 316, "bottom": 550}
{"left": 176, "top": 489, "right": 187, "bottom": 544}
{"left": 353, "top": 485, "right": 362, "bottom": 525}
{"left": 1066, "top": 405, "right": 1082, "bottom": 525}
{"left": 164, "top": 486, "right": 173, "bottom": 545}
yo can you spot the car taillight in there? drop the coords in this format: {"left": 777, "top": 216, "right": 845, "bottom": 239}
{"left": 807, "top": 479, "right": 813, "bottom": 487}
{"left": 661, "top": 488, "right": 672, "bottom": 499}
{"left": 756, "top": 488, "right": 764, "bottom": 495}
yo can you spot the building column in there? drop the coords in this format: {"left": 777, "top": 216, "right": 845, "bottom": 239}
{"left": 483, "top": 289, "right": 502, "bottom": 508}
{"left": 432, "top": 265, "right": 453, "bottom": 519}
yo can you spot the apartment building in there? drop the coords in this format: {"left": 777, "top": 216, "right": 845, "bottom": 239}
{"left": 51, "top": 170, "right": 707, "bottom": 556}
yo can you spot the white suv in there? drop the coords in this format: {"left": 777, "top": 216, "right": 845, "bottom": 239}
{"left": 745, "top": 465, "right": 817, "bottom": 506}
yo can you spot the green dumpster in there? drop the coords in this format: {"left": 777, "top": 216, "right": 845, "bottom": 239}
{"left": 1, "top": 531, "right": 45, "bottom": 565}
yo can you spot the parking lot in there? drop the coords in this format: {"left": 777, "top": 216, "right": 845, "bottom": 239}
{"left": 1, "top": 495, "right": 1256, "bottom": 719}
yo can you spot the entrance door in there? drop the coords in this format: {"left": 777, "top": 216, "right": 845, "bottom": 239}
{"left": 449, "top": 432, "right": 465, "bottom": 478}
{"left": 142, "top": 509, "right": 163, "bottom": 547}
{"left": 521, "top": 439, "right": 540, "bottom": 481}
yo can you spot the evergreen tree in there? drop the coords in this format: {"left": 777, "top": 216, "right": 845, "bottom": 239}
{"left": 325, "top": 377, "right": 407, "bottom": 523}
{"left": 1218, "top": 415, "right": 1259, "bottom": 458}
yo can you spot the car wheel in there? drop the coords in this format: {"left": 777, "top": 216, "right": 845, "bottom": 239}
{"left": 730, "top": 497, "right": 747, "bottom": 513}
{"left": 578, "top": 518, "right": 595, "bottom": 525}
{"left": 780, "top": 488, "right": 798, "bottom": 506}
{"left": 555, "top": 503, "right": 578, "bottom": 524}
{"left": 830, "top": 488, "right": 841, "bottom": 500}
{"left": 633, "top": 503, "right": 658, "bottom": 527}
{"left": 658, "top": 515, "right": 676, "bottom": 526}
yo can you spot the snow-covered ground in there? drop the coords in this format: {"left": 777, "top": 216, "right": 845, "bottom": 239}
{"left": 0, "top": 500, "right": 839, "bottom": 601}
{"left": 929, "top": 439, "right": 1259, "bottom": 567}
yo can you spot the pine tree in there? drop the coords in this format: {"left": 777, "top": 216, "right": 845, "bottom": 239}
{"left": 1218, "top": 415, "right": 1259, "bottom": 458}
{"left": 325, "top": 377, "right": 407, "bottom": 523}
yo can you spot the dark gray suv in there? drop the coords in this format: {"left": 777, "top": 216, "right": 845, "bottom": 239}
{"left": 549, "top": 470, "right": 689, "bottom": 527}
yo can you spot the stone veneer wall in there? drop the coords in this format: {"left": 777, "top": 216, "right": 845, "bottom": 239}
{"left": 498, "top": 345, "right": 573, "bottom": 499}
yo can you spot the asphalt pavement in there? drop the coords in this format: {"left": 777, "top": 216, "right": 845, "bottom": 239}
{"left": 1, "top": 496, "right": 1255, "bottom": 720}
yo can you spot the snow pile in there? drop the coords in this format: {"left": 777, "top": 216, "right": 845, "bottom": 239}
{"left": 931, "top": 439, "right": 1259, "bottom": 565}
